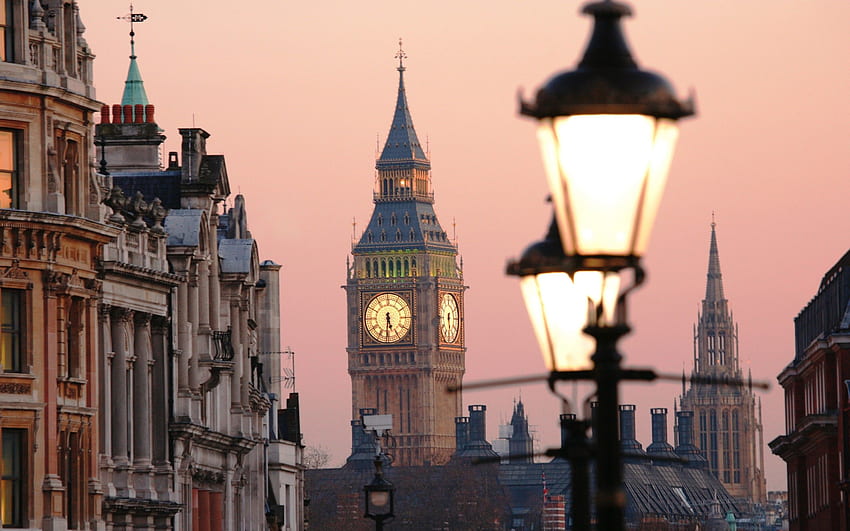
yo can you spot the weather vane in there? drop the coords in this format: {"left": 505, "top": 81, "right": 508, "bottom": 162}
{"left": 118, "top": 3, "right": 148, "bottom": 59}
{"left": 395, "top": 38, "right": 406, "bottom": 71}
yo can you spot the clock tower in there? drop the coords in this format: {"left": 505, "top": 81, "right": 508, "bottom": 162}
{"left": 345, "top": 45, "right": 465, "bottom": 466}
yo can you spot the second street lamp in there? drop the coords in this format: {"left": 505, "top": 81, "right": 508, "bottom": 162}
{"left": 514, "top": 1, "right": 695, "bottom": 529}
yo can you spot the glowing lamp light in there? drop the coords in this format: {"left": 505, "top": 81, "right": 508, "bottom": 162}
{"left": 508, "top": 219, "right": 621, "bottom": 372}
{"left": 521, "top": 0, "right": 694, "bottom": 259}
{"left": 363, "top": 458, "right": 394, "bottom": 525}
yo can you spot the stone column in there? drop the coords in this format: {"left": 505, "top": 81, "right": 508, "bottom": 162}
{"left": 230, "top": 296, "right": 242, "bottom": 412}
{"left": 176, "top": 274, "right": 191, "bottom": 395}
{"left": 98, "top": 305, "right": 113, "bottom": 460}
{"left": 188, "top": 266, "right": 200, "bottom": 394}
{"left": 209, "top": 240, "right": 221, "bottom": 332}
{"left": 110, "top": 308, "right": 132, "bottom": 465}
{"left": 132, "top": 313, "right": 153, "bottom": 468}
{"left": 198, "top": 258, "right": 211, "bottom": 332}
{"left": 240, "top": 300, "right": 250, "bottom": 408}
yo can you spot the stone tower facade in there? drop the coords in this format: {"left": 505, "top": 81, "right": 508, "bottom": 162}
{"left": 679, "top": 223, "right": 767, "bottom": 505}
{"left": 345, "top": 48, "right": 465, "bottom": 466}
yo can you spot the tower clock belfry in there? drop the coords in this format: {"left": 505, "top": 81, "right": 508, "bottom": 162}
{"left": 345, "top": 43, "right": 465, "bottom": 466}
{"left": 678, "top": 222, "right": 767, "bottom": 505}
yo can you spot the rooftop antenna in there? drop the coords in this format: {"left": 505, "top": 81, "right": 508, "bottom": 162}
{"left": 118, "top": 3, "right": 147, "bottom": 60}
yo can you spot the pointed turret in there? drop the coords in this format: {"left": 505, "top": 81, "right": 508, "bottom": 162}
{"left": 95, "top": 7, "right": 164, "bottom": 172}
{"left": 378, "top": 44, "right": 427, "bottom": 163}
{"left": 120, "top": 5, "right": 150, "bottom": 107}
{"left": 705, "top": 221, "right": 725, "bottom": 303}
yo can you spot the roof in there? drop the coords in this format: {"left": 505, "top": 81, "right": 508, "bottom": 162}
{"left": 218, "top": 239, "right": 256, "bottom": 274}
{"left": 112, "top": 171, "right": 182, "bottom": 210}
{"left": 353, "top": 199, "right": 456, "bottom": 254}
{"left": 121, "top": 56, "right": 150, "bottom": 106}
{"left": 163, "top": 209, "right": 203, "bottom": 247}
{"left": 378, "top": 64, "right": 427, "bottom": 164}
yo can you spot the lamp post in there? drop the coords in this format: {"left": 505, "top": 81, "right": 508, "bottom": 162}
{"left": 511, "top": 1, "right": 694, "bottom": 529}
{"left": 363, "top": 455, "right": 394, "bottom": 530}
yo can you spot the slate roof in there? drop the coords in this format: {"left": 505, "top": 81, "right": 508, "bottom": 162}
{"left": 163, "top": 209, "right": 203, "bottom": 247}
{"left": 353, "top": 199, "right": 456, "bottom": 254}
{"left": 219, "top": 239, "right": 255, "bottom": 274}
{"left": 378, "top": 64, "right": 427, "bottom": 164}
{"left": 112, "top": 171, "right": 182, "bottom": 210}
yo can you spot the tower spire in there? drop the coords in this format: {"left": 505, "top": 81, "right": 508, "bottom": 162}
{"left": 378, "top": 40, "right": 427, "bottom": 163}
{"left": 705, "top": 219, "right": 725, "bottom": 303}
{"left": 118, "top": 4, "right": 150, "bottom": 106}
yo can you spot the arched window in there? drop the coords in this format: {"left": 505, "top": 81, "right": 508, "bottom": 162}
{"left": 404, "top": 259, "right": 409, "bottom": 277}
{"left": 396, "top": 259, "right": 402, "bottom": 276}
{"left": 391, "top": 214, "right": 397, "bottom": 226}
{"left": 367, "top": 232, "right": 373, "bottom": 243}
{"left": 404, "top": 213, "right": 410, "bottom": 225}
{"left": 389, "top": 260, "right": 394, "bottom": 277}
{"left": 380, "top": 231, "right": 386, "bottom": 242}
{"left": 366, "top": 261, "right": 371, "bottom": 277}
{"left": 396, "top": 230, "right": 402, "bottom": 241}
{"left": 377, "top": 215, "right": 383, "bottom": 227}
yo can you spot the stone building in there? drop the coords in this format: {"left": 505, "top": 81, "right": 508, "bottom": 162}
{"left": 94, "top": 26, "right": 300, "bottom": 528}
{"left": 0, "top": 2, "right": 301, "bottom": 528}
{"left": 770, "top": 248, "right": 850, "bottom": 530}
{"left": 344, "top": 45, "right": 465, "bottom": 466}
{"left": 0, "top": 1, "right": 116, "bottom": 528}
{"left": 679, "top": 223, "right": 767, "bottom": 506}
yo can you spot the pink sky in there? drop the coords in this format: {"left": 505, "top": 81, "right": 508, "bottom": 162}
{"left": 82, "top": 1, "right": 850, "bottom": 490}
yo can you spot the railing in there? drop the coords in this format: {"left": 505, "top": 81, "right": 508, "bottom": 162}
{"left": 212, "top": 330, "right": 235, "bottom": 361}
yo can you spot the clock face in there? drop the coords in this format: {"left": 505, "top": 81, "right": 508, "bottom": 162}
{"left": 365, "top": 293, "right": 412, "bottom": 343}
{"left": 439, "top": 293, "right": 460, "bottom": 343}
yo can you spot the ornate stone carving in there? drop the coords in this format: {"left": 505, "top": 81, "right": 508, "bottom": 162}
{"left": 0, "top": 259, "right": 29, "bottom": 279}
{"left": 0, "top": 382, "right": 31, "bottom": 394}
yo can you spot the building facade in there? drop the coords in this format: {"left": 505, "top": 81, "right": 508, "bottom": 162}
{"left": 0, "top": 2, "right": 302, "bottom": 529}
{"left": 679, "top": 223, "right": 767, "bottom": 506}
{"left": 770, "top": 249, "right": 850, "bottom": 531}
{"left": 344, "top": 47, "right": 465, "bottom": 466}
{"left": 0, "top": 1, "right": 116, "bottom": 528}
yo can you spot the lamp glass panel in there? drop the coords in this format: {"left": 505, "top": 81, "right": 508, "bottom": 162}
{"left": 370, "top": 490, "right": 390, "bottom": 509}
{"left": 538, "top": 114, "right": 664, "bottom": 256}
{"left": 573, "top": 270, "right": 621, "bottom": 326}
{"left": 632, "top": 118, "right": 678, "bottom": 254}
{"left": 520, "top": 273, "right": 594, "bottom": 372}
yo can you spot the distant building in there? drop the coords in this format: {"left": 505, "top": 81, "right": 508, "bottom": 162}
{"left": 344, "top": 46, "right": 465, "bottom": 466}
{"left": 307, "top": 401, "right": 765, "bottom": 530}
{"left": 679, "top": 222, "right": 767, "bottom": 506}
{"left": 770, "top": 249, "right": 850, "bottom": 530}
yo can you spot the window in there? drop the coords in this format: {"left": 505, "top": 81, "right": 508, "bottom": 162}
{"left": 1, "top": 290, "right": 23, "bottom": 373}
{"left": 0, "top": 130, "right": 19, "bottom": 208}
{"left": 66, "top": 298, "right": 84, "bottom": 378}
{"left": 1, "top": 428, "right": 26, "bottom": 527}
{"left": 0, "top": 0, "right": 13, "bottom": 62}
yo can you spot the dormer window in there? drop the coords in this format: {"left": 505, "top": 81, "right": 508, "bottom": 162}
{"left": 391, "top": 214, "right": 397, "bottom": 226}
{"left": 377, "top": 215, "right": 383, "bottom": 226}
{"left": 404, "top": 213, "right": 410, "bottom": 225}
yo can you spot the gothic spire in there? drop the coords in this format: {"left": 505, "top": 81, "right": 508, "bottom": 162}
{"left": 705, "top": 220, "right": 725, "bottom": 303}
{"left": 378, "top": 39, "right": 427, "bottom": 163}
{"left": 119, "top": 4, "right": 150, "bottom": 106}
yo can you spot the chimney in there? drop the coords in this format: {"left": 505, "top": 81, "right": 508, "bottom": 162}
{"left": 122, "top": 104, "right": 132, "bottom": 124}
{"left": 468, "top": 405, "right": 487, "bottom": 443}
{"left": 100, "top": 105, "right": 110, "bottom": 124}
{"left": 674, "top": 410, "right": 708, "bottom": 469}
{"left": 179, "top": 128, "right": 210, "bottom": 182}
{"left": 112, "top": 104, "right": 122, "bottom": 124}
{"left": 559, "top": 413, "right": 576, "bottom": 450}
{"left": 145, "top": 104, "right": 155, "bottom": 123}
{"left": 454, "top": 416, "right": 469, "bottom": 453}
{"left": 133, "top": 104, "right": 144, "bottom": 123}
{"left": 618, "top": 404, "right": 645, "bottom": 460}
{"left": 646, "top": 407, "right": 677, "bottom": 462}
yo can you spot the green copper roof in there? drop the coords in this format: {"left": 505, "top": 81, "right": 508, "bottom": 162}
{"left": 121, "top": 56, "right": 149, "bottom": 106}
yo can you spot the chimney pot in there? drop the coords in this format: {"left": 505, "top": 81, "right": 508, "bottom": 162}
{"left": 112, "top": 104, "right": 122, "bottom": 124}
{"left": 145, "top": 104, "right": 155, "bottom": 123}
{"left": 134, "top": 104, "right": 144, "bottom": 123}
{"left": 122, "top": 105, "right": 133, "bottom": 124}
{"left": 100, "top": 105, "right": 110, "bottom": 124}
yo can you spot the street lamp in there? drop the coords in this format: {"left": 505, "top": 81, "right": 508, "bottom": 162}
{"left": 364, "top": 455, "right": 394, "bottom": 530}
{"left": 512, "top": 1, "right": 694, "bottom": 529}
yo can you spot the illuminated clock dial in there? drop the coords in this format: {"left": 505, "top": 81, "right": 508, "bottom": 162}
{"left": 365, "top": 293, "right": 412, "bottom": 343}
{"left": 439, "top": 293, "right": 460, "bottom": 343}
